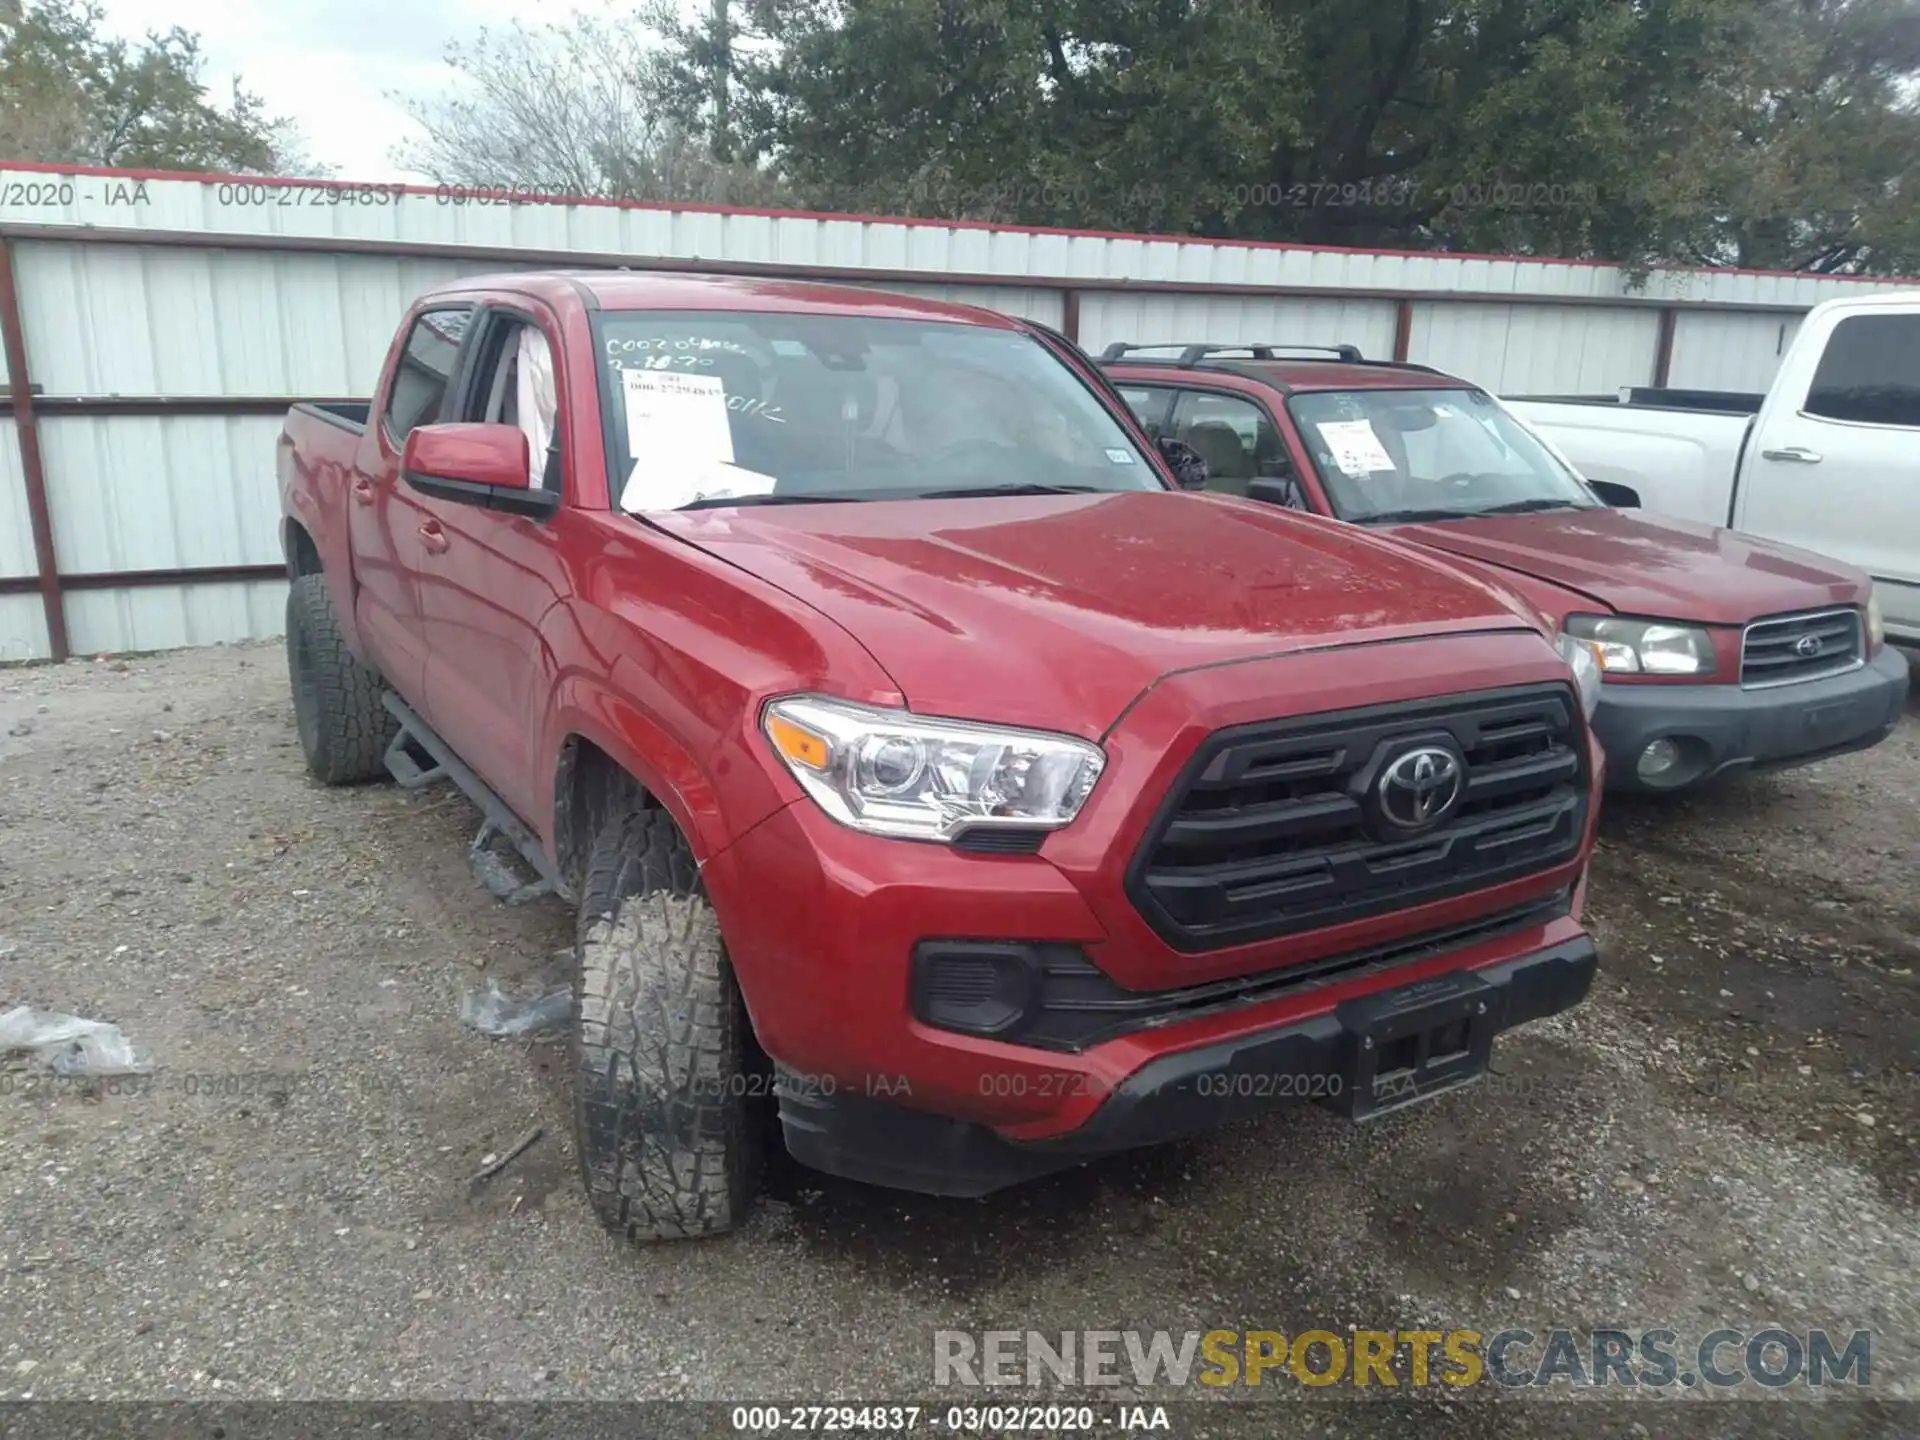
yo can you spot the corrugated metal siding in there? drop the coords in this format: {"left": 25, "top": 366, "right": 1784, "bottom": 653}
{"left": 866, "top": 283, "right": 1065, "bottom": 326}
{"left": 64, "top": 579, "right": 286, "bottom": 656}
{"left": 1411, "top": 303, "right": 1660, "bottom": 393}
{"left": 1078, "top": 293, "right": 1398, "bottom": 358}
{"left": 1668, "top": 311, "right": 1804, "bottom": 392}
{"left": 13, "top": 241, "right": 514, "bottom": 397}
{"left": 4, "top": 166, "right": 1914, "bottom": 308}
{"left": 0, "top": 417, "right": 52, "bottom": 660}
{"left": 0, "top": 417, "right": 37, "bottom": 578}
{"left": 39, "top": 414, "right": 283, "bottom": 573}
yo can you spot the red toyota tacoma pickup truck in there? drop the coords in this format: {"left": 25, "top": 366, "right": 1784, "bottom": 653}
{"left": 278, "top": 274, "right": 1605, "bottom": 1242}
{"left": 1102, "top": 344, "right": 1908, "bottom": 792}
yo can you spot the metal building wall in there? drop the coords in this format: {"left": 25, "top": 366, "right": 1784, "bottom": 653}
{"left": 1411, "top": 303, "right": 1661, "bottom": 393}
{"left": 1667, "top": 311, "right": 1806, "bottom": 392}
{"left": 1078, "top": 292, "right": 1399, "bottom": 359}
{"left": 3, "top": 164, "right": 1912, "bottom": 662}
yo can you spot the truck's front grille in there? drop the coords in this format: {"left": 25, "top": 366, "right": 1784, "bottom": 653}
{"left": 1127, "top": 685, "right": 1588, "bottom": 952}
{"left": 1740, "top": 608, "right": 1864, "bottom": 688}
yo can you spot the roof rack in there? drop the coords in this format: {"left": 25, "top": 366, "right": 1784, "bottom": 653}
{"left": 1099, "top": 341, "right": 1367, "bottom": 365}
{"left": 1099, "top": 343, "right": 1447, "bottom": 383}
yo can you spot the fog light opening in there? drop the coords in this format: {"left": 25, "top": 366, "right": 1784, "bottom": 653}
{"left": 1637, "top": 737, "right": 1683, "bottom": 781}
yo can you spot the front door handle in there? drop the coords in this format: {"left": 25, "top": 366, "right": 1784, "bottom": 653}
{"left": 351, "top": 477, "right": 376, "bottom": 505}
{"left": 1761, "top": 446, "right": 1822, "bottom": 464}
{"left": 419, "top": 521, "right": 450, "bottom": 555}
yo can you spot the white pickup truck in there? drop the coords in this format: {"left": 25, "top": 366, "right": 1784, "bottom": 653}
{"left": 1509, "top": 291, "right": 1919, "bottom": 645}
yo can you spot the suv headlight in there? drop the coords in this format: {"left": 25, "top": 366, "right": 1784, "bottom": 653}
{"left": 1866, "top": 591, "right": 1885, "bottom": 652}
{"left": 762, "top": 696, "right": 1106, "bottom": 843}
{"left": 1563, "top": 615, "right": 1716, "bottom": 676}
{"left": 1556, "top": 633, "right": 1603, "bottom": 719}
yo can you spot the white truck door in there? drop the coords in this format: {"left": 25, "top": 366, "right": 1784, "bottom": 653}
{"left": 1735, "top": 298, "right": 1920, "bottom": 639}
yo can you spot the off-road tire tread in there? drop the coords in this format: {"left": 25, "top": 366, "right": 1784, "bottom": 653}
{"left": 286, "top": 573, "right": 395, "bottom": 785}
{"left": 574, "top": 805, "right": 758, "bottom": 1240}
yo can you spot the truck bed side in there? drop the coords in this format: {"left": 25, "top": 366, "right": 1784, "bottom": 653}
{"left": 278, "top": 401, "right": 370, "bottom": 654}
{"left": 1505, "top": 397, "right": 1752, "bottom": 526}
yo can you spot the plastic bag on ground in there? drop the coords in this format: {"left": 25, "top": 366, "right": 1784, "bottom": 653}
{"left": 458, "top": 977, "right": 571, "bottom": 1037}
{"left": 0, "top": 1005, "right": 154, "bottom": 1076}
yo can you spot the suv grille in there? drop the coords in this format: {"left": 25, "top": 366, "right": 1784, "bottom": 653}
{"left": 1740, "top": 608, "right": 1863, "bottom": 688}
{"left": 1128, "top": 685, "right": 1588, "bottom": 952}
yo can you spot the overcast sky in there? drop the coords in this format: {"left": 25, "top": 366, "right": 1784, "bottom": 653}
{"left": 93, "top": 0, "right": 552, "bottom": 181}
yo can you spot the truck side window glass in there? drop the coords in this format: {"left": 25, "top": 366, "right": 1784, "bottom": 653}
{"left": 1115, "top": 385, "right": 1175, "bottom": 437}
{"left": 1804, "top": 315, "right": 1920, "bottom": 427}
{"left": 382, "top": 307, "right": 473, "bottom": 443}
{"left": 1168, "top": 391, "right": 1292, "bottom": 498}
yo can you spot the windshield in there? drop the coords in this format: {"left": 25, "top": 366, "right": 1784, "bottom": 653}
{"left": 593, "top": 311, "right": 1161, "bottom": 510}
{"left": 1285, "top": 387, "right": 1597, "bottom": 524}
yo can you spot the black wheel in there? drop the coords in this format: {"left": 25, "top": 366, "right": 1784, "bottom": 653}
{"left": 573, "top": 805, "right": 762, "bottom": 1240}
{"left": 285, "top": 573, "right": 397, "bottom": 785}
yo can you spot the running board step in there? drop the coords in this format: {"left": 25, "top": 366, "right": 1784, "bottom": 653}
{"left": 380, "top": 693, "right": 571, "bottom": 904}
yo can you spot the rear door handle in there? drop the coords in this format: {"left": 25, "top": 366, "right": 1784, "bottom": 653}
{"left": 1761, "top": 446, "right": 1822, "bottom": 464}
{"left": 419, "top": 521, "right": 450, "bottom": 555}
{"left": 351, "top": 477, "right": 376, "bottom": 505}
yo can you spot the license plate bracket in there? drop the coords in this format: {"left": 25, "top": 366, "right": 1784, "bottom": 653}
{"left": 1329, "top": 970, "right": 1497, "bottom": 1121}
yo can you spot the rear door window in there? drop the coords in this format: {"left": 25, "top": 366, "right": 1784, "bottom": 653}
{"left": 1804, "top": 315, "right": 1920, "bottom": 427}
{"left": 1115, "top": 385, "right": 1176, "bottom": 437}
{"left": 382, "top": 307, "right": 473, "bottom": 443}
{"left": 1167, "top": 390, "right": 1293, "bottom": 496}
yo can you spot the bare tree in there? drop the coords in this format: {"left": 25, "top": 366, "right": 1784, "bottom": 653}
{"left": 393, "top": 13, "right": 783, "bottom": 205}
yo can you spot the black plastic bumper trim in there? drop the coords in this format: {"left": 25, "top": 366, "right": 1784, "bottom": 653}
{"left": 779, "top": 933, "right": 1597, "bottom": 1197}
{"left": 1591, "top": 644, "right": 1908, "bottom": 791}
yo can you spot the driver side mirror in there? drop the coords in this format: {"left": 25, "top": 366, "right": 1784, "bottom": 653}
{"left": 1157, "top": 436, "right": 1211, "bottom": 491}
{"left": 402, "top": 423, "right": 557, "bottom": 520}
{"left": 1586, "top": 480, "right": 1640, "bottom": 509}
{"left": 1247, "top": 476, "right": 1310, "bottom": 511}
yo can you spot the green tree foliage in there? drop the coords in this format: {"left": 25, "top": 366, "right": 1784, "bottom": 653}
{"left": 665, "top": 0, "right": 1919, "bottom": 274}
{"left": 0, "top": 0, "right": 309, "bottom": 173}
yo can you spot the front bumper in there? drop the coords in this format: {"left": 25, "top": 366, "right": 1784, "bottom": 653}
{"left": 1591, "top": 645, "right": 1909, "bottom": 791}
{"left": 776, "top": 934, "right": 1597, "bottom": 1196}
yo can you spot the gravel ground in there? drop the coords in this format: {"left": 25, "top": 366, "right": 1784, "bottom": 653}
{"left": 1, "top": 643, "right": 1915, "bottom": 1437}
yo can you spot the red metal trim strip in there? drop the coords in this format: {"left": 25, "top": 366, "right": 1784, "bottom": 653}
{"left": 0, "top": 395, "right": 364, "bottom": 418}
{"left": 0, "top": 239, "right": 68, "bottom": 661}
{"left": 0, "top": 563, "right": 285, "bottom": 597}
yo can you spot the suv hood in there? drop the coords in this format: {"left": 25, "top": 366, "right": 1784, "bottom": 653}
{"left": 653, "top": 492, "right": 1544, "bottom": 736}
{"left": 1394, "top": 507, "right": 1870, "bottom": 625}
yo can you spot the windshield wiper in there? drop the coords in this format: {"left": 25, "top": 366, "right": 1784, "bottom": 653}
{"left": 917, "top": 483, "right": 1108, "bottom": 499}
{"left": 1356, "top": 507, "right": 1474, "bottom": 525}
{"left": 676, "top": 490, "right": 880, "bottom": 510}
{"left": 1469, "top": 498, "right": 1586, "bottom": 516}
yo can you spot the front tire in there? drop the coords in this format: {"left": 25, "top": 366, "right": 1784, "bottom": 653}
{"left": 573, "top": 805, "right": 761, "bottom": 1240}
{"left": 285, "top": 573, "right": 396, "bottom": 785}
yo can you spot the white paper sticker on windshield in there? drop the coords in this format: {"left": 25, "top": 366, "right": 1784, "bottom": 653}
{"left": 1105, "top": 448, "right": 1135, "bottom": 465}
{"left": 620, "top": 458, "right": 777, "bottom": 514}
{"left": 1315, "top": 419, "right": 1396, "bottom": 477}
{"left": 622, "top": 367, "right": 734, "bottom": 461}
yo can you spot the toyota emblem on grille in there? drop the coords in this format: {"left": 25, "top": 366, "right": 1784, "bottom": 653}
{"left": 1378, "top": 746, "right": 1464, "bottom": 830}
{"left": 1794, "top": 634, "right": 1824, "bottom": 658}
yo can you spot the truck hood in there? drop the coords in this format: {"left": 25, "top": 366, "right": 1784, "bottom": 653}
{"left": 1392, "top": 507, "right": 1870, "bottom": 625}
{"left": 651, "top": 491, "right": 1543, "bottom": 736}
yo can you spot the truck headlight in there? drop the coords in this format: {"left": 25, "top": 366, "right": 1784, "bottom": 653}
{"left": 1866, "top": 592, "right": 1884, "bottom": 652}
{"left": 1563, "top": 615, "right": 1716, "bottom": 677}
{"left": 762, "top": 696, "right": 1106, "bottom": 843}
{"left": 1556, "top": 633, "right": 1604, "bottom": 719}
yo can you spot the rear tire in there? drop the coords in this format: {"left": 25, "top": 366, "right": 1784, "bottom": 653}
{"left": 573, "top": 805, "right": 761, "bottom": 1240}
{"left": 285, "top": 573, "right": 396, "bottom": 785}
